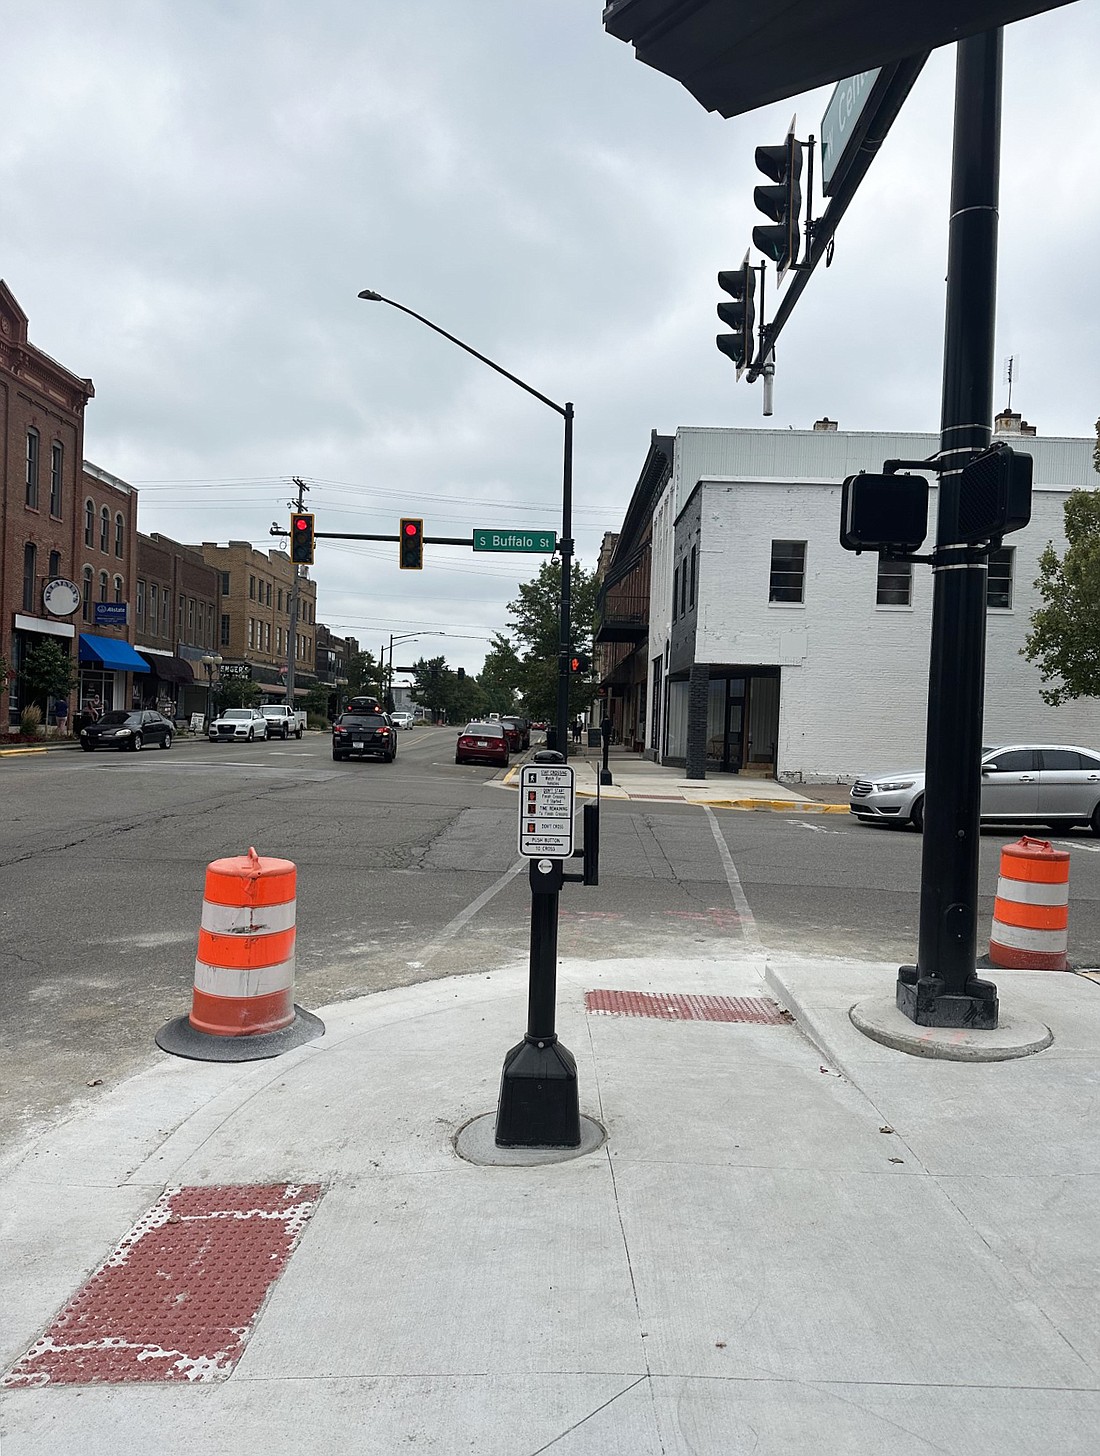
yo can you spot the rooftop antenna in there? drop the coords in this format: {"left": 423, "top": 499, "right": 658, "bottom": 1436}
{"left": 1003, "top": 354, "right": 1020, "bottom": 410}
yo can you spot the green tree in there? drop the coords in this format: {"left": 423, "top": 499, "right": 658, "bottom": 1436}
{"left": 1023, "top": 487, "right": 1100, "bottom": 704}
{"left": 506, "top": 559, "right": 599, "bottom": 723}
{"left": 21, "top": 639, "right": 75, "bottom": 710}
{"left": 345, "top": 649, "right": 378, "bottom": 699}
{"left": 410, "top": 656, "right": 488, "bottom": 724}
{"left": 214, "top": 677, "right": 263, "bottom": 710}
{"left": 303, "top": 682, "right": 332, "bottom": 721}
{"left": 476, "top": 633, "right": 524, "bottom": 716}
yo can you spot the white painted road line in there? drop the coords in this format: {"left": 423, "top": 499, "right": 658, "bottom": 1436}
{"left": 414, "top": 858, "right": 528, "bottom": 967}
{"left": 704, "top": 805, "right": 763, "bottom": 950}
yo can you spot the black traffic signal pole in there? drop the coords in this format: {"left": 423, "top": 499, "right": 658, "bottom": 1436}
{"left": 357, "top": 291, "right": 576, "bottom": 764}
{"left": 898, "top": 28, "right": 1003, "bottom": 1030}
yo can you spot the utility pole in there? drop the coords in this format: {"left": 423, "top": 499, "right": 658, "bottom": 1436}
{"left": 285, "top": 476, "right": 309, "bottom": 711}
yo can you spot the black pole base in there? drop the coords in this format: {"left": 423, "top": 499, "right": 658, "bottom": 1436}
{"left": 599, "top": 769, "right": 613, "bottom": 786}
{"left": 896, "top": 965, "right": 999, "bottom": 1030}
{"left": 495, "top": 1035, "right": 581, "bottom": 1148}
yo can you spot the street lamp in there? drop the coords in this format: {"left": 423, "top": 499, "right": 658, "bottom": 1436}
{"left": 200, "top": 654, "right": 222, "bottom": 728}
{"left": 358, "top": 289, "right": 575, "bottom": 760}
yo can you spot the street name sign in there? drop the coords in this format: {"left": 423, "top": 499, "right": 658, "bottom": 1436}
{"left": 820, "top": 67, "right": 881, "bottom": 194}
{"left": 473, "top": 529, "right": 556, "bottom": 553}
{"left": 518, "top": 763, "right": 576, "bottom": 858}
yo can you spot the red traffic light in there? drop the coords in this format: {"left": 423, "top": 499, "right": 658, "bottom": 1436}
{"left": 289, "top": 512, "right": 315, "bottom": 564}
{"left": 399, "top": 517, "right": 424, "bottom": 570}
{"left": 404, "top": 521, "right": 418, "bottom": 536}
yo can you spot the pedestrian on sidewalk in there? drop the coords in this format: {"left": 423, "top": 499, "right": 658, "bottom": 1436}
{"left": 572, "top": 716, "right": 583, "bottom": 745}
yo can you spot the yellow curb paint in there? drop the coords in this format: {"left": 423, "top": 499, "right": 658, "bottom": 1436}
{"left": 0, "top": 747, "right": 49, "bottom": 757}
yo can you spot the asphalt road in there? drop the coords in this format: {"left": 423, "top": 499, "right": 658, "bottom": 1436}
{"left": 4, "top": 726, "right": 1100, "bottom": 1146}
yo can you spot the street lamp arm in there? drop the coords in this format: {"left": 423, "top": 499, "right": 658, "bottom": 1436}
{"left": 358, "top": 290, "right": 566, "bottom": 419}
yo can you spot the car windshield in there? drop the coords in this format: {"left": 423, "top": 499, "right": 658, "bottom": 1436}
{"left": 337, "top": 713, "right": 385, "bottom": 726}
{"left": 223, "top": 710, "right": 252, "bottom": 721}
{"left": 464, "top": 723, "right": 503, "bottom": 737}
{"left": 98, "top": 711, "right": 133, "bottom": 727}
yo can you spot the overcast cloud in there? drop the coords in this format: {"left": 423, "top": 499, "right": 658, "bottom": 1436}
{"left": 3, "top": 2, "right": 1096, "bottom": 672}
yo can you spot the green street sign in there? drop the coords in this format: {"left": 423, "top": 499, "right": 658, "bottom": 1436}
{"left": 472, "top": 529, "right": 557, "bottom": 553}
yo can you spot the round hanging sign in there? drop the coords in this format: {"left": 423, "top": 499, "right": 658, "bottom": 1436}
{"left": 42, "top": 578, "right": 81, "bottom": 617}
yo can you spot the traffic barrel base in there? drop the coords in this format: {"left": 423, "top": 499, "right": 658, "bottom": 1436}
{"left": 989, "top": 836, "right": 1070, "bottom": 971}
{"left": 156, "top": 847, "right": 325, "bottom": 1062}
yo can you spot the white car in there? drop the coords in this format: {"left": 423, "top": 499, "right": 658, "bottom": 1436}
{"left": 209, "top": 707, "right": 270, "bottom": 742}
{"left": 389, "top": 711, "right": 414, "bottom": 729}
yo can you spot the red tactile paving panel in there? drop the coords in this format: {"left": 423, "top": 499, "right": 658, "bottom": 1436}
{"left": 3, "top": 1183, "right": 322, "bottom": 1387}
{"left": 585, "top": 990, "right": 792, "bottom": 1024}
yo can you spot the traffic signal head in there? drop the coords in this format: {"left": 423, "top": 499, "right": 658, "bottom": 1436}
{"left": 752, "top": 127, "right": 803, "bottom": 275}
{"left": 716, "top": 254, "right": 756, "bottom": 376}
{"left": 569, "top": 652, "right": 591, "bottom": 674}
{"left": 399, "top": 518, "right": 424, "bottom": 570}
{"left": 290, "top": 512, "right": 315, "bottom": 564}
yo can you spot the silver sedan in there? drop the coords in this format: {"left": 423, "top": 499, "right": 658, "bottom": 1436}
{"left": 849, "top": 743, "right": 1100, "bottom": 834}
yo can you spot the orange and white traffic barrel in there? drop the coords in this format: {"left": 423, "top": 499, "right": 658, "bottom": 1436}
{"left": 989, "top": 836, "right": 1070, "bottom": 971}
{"left": 156, "top": 847, "right": 324, "bottom": 1061}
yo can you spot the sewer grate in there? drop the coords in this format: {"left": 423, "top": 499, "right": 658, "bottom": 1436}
{"left": 3, "top": 1183, "right": 322, "bottom": 1387}
{"left": 584, "top": 990, "right": 792, "bottom": 1024}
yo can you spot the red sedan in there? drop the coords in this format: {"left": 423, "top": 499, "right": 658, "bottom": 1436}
{"left": 456, "top": 721, "right": 510, "bottom": 767}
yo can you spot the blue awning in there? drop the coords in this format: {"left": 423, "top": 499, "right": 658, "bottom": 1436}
{"left": 78, "top": 633, "right": 151, "bottom": 673}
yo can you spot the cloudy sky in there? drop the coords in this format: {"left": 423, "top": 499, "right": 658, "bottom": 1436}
{"left": 3, "top": 2, "right": 1096, "bottom": 673}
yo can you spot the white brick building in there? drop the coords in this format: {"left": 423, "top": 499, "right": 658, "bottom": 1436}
{"left": 646, "top": 421, "right": 1098, "bottom": 783}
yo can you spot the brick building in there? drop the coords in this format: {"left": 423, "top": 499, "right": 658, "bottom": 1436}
{"left": 75, "top": 461, "right": 142, "bottom": 719}
{"left": 135, "top": 532, "right": 221, "bottom": 720}
{"left": 197, "top": 542, "right": 318, "bottom": 701}
{"left": 1, "top": 281, "right": 92, "bottom": 729}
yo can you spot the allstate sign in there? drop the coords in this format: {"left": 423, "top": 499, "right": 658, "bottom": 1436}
{"left": 93, "top": 601, "right": 129, "bottom": 627}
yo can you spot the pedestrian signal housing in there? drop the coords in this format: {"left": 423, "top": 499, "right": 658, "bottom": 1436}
{"left": 569, "top": 653, "right": 591, "bottom": 674}
{"left": 840, "top": 473, "right": 929, "bottom": 555}
{"left": 399, "top": 518, "right": 424, "bottom": 570}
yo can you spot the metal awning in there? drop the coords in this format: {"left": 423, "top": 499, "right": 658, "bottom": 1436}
{"left": 78, "top": 634, "right": 150, "bottom": 673}
{"left": 147, "top": 655, "right": 194, "bottom": 684}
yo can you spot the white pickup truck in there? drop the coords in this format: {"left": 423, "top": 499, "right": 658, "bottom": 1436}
{"left": 260, "top": 704, "right": 306, "bottom": 739}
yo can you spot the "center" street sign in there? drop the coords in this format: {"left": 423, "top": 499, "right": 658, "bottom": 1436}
{"left": 518, "top": 763, "right": 576, "bottom": 858}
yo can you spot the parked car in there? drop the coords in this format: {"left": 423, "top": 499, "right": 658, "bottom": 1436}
{"left": 332, "top": 709, "right": 398, "bottom": 762}
{"left": 389, "top": 711, "right": 414, "bottom": 730}
{"left": 209, "top": 707, "right": 270, "bottom": 742}
{"left": 455, "top": 721, "right": 510, "bottom": 767}
{"left": 500, "top": 715, "right": 531, "bottom": 750}
{"left": 80, "top": 709, "right": 175, "bottom": 752}
{"left": 849, "top": 743, "right": 1100, "bottom": 834}
{"left": 260, "top": 704, "right": 305, "bottom": 739}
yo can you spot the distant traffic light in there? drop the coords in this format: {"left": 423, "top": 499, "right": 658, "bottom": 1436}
{"left": 716, "top": 253, "right": 756, "bottom": 376}
{"left": 752, "top": 124, "right": 803, "bottom": 276}
{"left": 569, "top": 652, "right": 591, "bottom": 674}
{"left": 290, "top": 512, "right": 315, "bottom": 564}
{"left": 399, "top": 518, "right": 424, "bottom": 570}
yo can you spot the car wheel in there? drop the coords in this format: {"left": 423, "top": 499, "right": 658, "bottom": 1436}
{"left": 81, "top": 742, "right": 94, "bottom": 753}
{"left": 455, "top": 756, "right": 462, "bottom": 764}
{"left": 386, "top": 750, "right": 396, "bottom": 763}
{"left": 162, "top": 732, "right": 172, "bottom": 750}
{"left": 296, "top": 728, "right": 303, "bottom": 739}
{"left": 910, "top": 796, "right": 924, "bottom": 832}
{"left": 132, "top": 733, "right": 143, "bottom": 752}
{"left": 1090, "top": 803, "right": 1100, "bottom": 837}
{"left": 247, "top": 729, "right": 254, "bottom": 741}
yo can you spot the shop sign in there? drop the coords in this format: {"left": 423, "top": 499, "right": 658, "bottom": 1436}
{"left": 94, "top": 602, "right": 129, "bottom": 627}
{"left": 43, "top": 578, "right": 81, "bottom": 617}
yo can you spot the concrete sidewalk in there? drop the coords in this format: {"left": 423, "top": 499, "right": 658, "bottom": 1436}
{"left": 2, "top": 950, "right": 1099, "bottom": 1453}
{"left": 506, "top": 744, "right": 851, "bottom": 812}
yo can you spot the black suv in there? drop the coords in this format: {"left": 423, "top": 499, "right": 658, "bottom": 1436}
{"left": 500, "top": 715, "right": 530, "bottom": 751}
{"left": 332, "top": 710, "right": 398, "bottom": 762}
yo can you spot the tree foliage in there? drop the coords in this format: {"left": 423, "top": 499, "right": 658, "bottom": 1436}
{"left": 345, "top": 649, "right": 379, "bottom": 699}
{"left": 1023, "top": 487, "right": 1100, "bottom": 704}
{"left": 21, "top": 639, "right": 75, "bottom": 706}
{"left": 476, "top": 633, "right": 524, "bottom": 716}
{"left": 411, "top": 655, "right": 488, "bottom": 724}
{"left": 214, "top": 676, "right": 263, "bottom": 710}
{"left": 506, "top": 559, "right": 599, "bottom": 723}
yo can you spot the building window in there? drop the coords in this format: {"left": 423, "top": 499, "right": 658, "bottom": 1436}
{"left": 876, "top": 557, "right": 912, "bottom": 607}
{"left": 162, "top": 592, "right": 169, "bottom": 637}
{"left": 188, "top": 599, "right": 195, "bottom": 637}
{"left": 113, "top": 575, "right": 124, "bottom": 604}
{"left": 99, "top": 570, "right": 109, "bottom": 602}
{"left": 178, "top": 594, "right": 184, "bottom": 632}
{"left": 220, "top": 571, "right": 229, "bottom": 595}
{"left": 689, "top": 545, "right": 697, "bottom": 608}
{"left": 264, "top": 622, "right": 271, "bottom": 652}
{"left": 84, "top": 499, "right": 95, "bottom": 547}
{"left": 48, "top": 549, "right": 61, "bottom": 578}
{"left": 277, "top": 588, "right": 283, "bottom": 612}
{"left": 22, "top": 543, "right": 37, "bottom": 612}
{"left": 25, "top": 429, "right": 40, "bottom": 508}
{"left": 248, "top": 618, "right": 254, "bottom": 649}
{"left": 987, "top": 548, "right": 1014, "bottom": 610}
{"left": 82, "top": 566, "right": 93, "bottom": 622}
{"left": 115, "top": 513, "right": 124, "bottom": 558}
{"left": 220, "top": 613, "right": 230, "bottom": 646}
{"left": 100, "top": 506, "right": 110, "bottom": 552}
{"left": 249, "top": 575, "right": 255, "bottom": 600}
{"left": 150, "top": 582, "right": 159, "bottom": 631}
{"left": 671, "top": 565, "right": 679, "bottom": 621}
{"left": 680, "top": 562, "right": 688, "bottom": 616}
{"left": 50, "top": 443, "right": 63, "bottom": 517}
{"left": 769, "top": 540, "right": 807, "bottom": 603}
{"left": 137, "top": 579, "right": 146, "bottom": 624}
